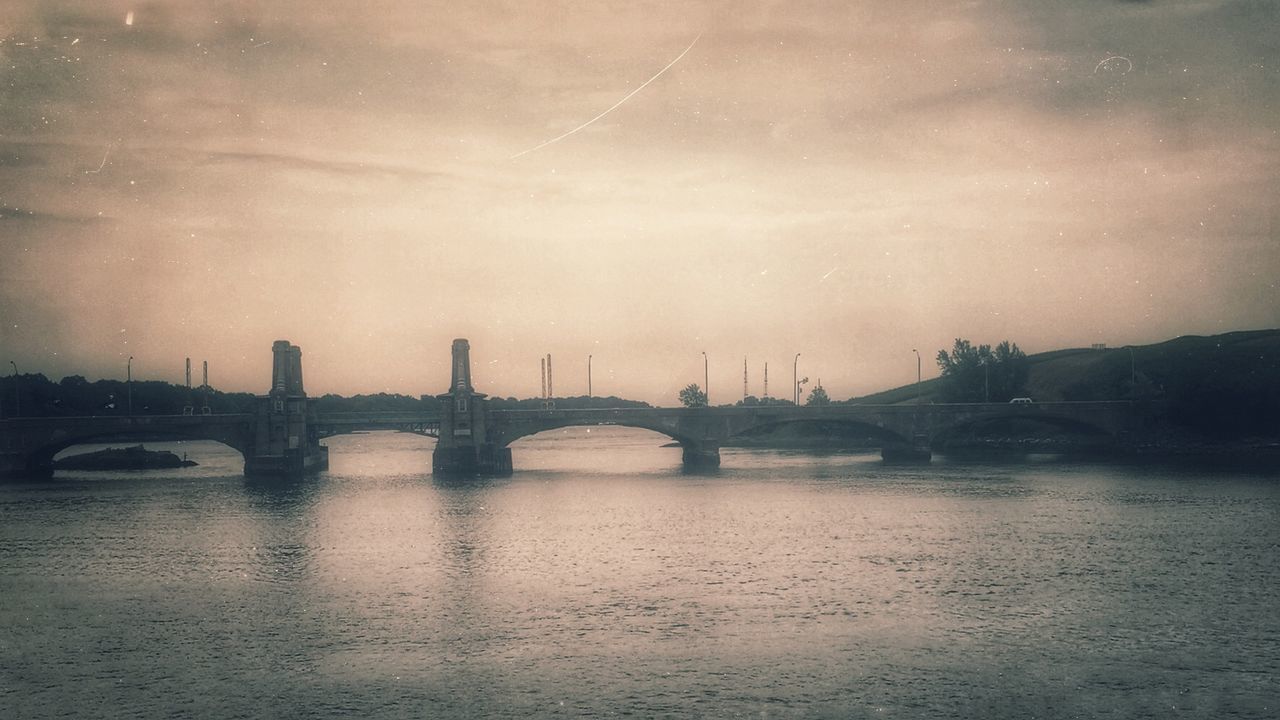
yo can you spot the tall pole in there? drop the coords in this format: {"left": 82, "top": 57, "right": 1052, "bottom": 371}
{"left": 127, "top": 356, "right": 134, "bottom": 415}
{"left": 588, "top": 354, "right": 592, "bottom": 398}
{"left": 1129, "top": 347, "right": 1136, "bottom": 387}
{"left": 547, "top": 354, "right": 553, "bottom": 399}
{"left": 912, "top": 349, "right": 921, "bottom": 404}
{"left": 743, "top": 356, "right": 748, "bottom": 402}
{"left": 8, "top": 360, "right": 17, "bottom": 418}
{"left": 540, "top": 357, "right": 546, "bottom": 399}
{"left": 702, "top": 351, "right": 709, "bottom": 406}
{"left": 764, "top": 362, "right": 768, "bottom": 400}
{"left": 792, "top": 354, "right": 798, "bottom": 404}
{"left": 984, "top": 358, "right": 990, "bottom": 403}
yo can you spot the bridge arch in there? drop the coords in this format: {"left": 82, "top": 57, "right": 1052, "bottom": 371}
{"left": 22, "top": 427, "right": 252, "bottom": 478}
{"left": 491, "top": 416, "right": 700, "bottom": 450}
{"left": 726, "top": 417, "right": 913, "bottom": 447}
{"left": 935, "top": 412, "right": 1114, "bottom": 439}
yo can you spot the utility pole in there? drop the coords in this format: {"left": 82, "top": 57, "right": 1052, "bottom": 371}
{"left": 702, "top": 351, "right": 708, "bottom": 406}
{"left": 912, "top": 349, "right": 921, "bottom": 404}
{"left": 8, "top": 360, "right": 18, "bottom": 418}
{"left": 127, "top": 356, "right": 134, "bottom": 415}
{"left": 743, "top": 356, "right": 748, "bottom": 402}
{"left": 588, "top": 354, "right": 592, "bottom": 398}
{"left": 793, "top": 354, "right": 801, "bottom": 405}
{"left": 764, "top": 362, "right": 768, "bottom": 400}
{"left": 184, "top": 358, "right": 193, "bottom": 415}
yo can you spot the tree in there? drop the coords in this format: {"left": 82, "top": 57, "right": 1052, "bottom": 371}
{"left": 805, "top": 385, "right": 831, "bottom": 406}
{"left": 936, "top": 338, "right": 1029, "bottom": 402}
{"left": 678, "top": 383, "right": 708, "bottom": 407}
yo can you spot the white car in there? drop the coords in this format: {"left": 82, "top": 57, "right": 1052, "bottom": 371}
{"left": 1009, "top": 397, "right": 1034, "bottom": 404}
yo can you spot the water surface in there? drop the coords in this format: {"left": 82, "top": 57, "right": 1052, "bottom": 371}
{"left": 2, "top": 429, "right": 1277, "bottom": 718}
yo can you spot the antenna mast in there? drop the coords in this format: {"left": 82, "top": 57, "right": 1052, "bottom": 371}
{"left": 201, "top": 361, "right": 210, "bottom": 415}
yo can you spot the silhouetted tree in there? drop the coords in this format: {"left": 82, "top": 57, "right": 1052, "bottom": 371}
{"left": 936, "top": 338, "right": 1028, "bottom": 402}
{"left": 678, "top": 383, "right": 708, "bottom": 407}
{"left": 805, "top": 386, "right": 831, "bottom": 406}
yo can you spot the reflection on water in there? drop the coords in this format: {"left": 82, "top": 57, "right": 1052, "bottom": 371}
{"left": 2, "top": 428, "right": 1278, "bottom": 719}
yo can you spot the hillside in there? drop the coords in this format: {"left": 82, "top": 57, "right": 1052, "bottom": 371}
{"left": 849, "top": 329, "right": 1280, "bottom": 440}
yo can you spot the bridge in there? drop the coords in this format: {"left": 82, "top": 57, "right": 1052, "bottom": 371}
{"left": 0, "top": 338, "right": 1136, "bottom": 479}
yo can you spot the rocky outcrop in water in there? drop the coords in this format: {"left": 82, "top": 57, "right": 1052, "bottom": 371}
{"left": 54, "top": 445, "right": 198, "bottom": 470}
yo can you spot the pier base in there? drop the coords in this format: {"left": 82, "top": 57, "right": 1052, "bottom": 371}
{"left": 0, "top": 452, "right": 52, "bottom": 480}
{"left": 681, "top": 443, "right": 721, "bottom": 470}
{"left": 244, "top": 445, "right": 329, "bottom": 477}
{"left": 432, "top": 444, "right": 513, "bottom": 477}
{"left": 881, "top": 443, "right": 932, "bottom": 463}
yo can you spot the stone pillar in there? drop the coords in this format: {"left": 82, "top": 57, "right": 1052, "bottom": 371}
{"left": 881, "top": 434, "right": 932, "bottom": 463}
{"left": 681, "top": 441, "right": 721, "bottom": 469}
{"left": 433, "top": 338, "right": 512, "bottom": 476}
{"left": 245, "top": 340, "right": 328, "bottom": 477}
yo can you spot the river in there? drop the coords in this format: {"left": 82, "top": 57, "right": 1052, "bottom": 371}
{"left": 2, "top": 427, "right": 1277, "bottom": 718}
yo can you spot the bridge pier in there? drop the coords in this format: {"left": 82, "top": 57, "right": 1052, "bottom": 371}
{"left": 432, "top": 444, "right": 512, "bottom": 476}
{"left": 432, "top": 339, "right": 513, "bottom": 477}
{"left": 681, "top": 442, "right": 721, "bottom": 469}
{"left": 0, "top": 450, "right": 52, "bottom": 480}
{"left": 244, "top": 341, "right": 328, "bottom": 478}
{"left": 881, "top": 432, "right": 932, "bottom": 463}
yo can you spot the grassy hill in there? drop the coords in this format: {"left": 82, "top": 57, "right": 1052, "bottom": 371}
{"left": 848, "top": 329, "right": 1280, "bottom": 440}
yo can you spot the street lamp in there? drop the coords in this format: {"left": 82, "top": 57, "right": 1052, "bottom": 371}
{"left": 8, "top": 360, "right": 17, "bottom": 418}
{"left": 912, "top": 349, "right": 921, "bottom": 404}
{"left": 127, "top": 356, "right": 134, "bottom": 415}
{"left": 793, "top": 353, "right": 801, "bottom": 405}
{"left": 702, "top": 351, "right": 709, "bottom": 406}
{"left": 588, "top": 354, "right": 592, "bottom": 398}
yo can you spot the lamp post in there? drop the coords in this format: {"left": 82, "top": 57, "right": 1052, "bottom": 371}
{"left": 587, "top": 354, "right": 592, "bottom": 398}
{"left": 912, "top": 349, "right": 921, "bottom": 404}
{"left": 793, "top": 353, "right": 801, "bottom": 405}
{"left": 127, "top": 356, "right": 134, "bottom": 415}
{"left": 8, "top": 360, "right": 17, "bottom": 418}
{"left": 702, "top": 351, "right": 709, "bottom": 406}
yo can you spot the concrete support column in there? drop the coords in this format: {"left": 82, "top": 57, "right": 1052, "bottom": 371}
{"left": 246, "top": 340, "right": 328, "bottom": 478}
{"left": 881, "top": 436, "right": 932, "bottom": 463}
{"left": 681, "top": 441, "right": 721, "bottom": 469}
{"left": 432, "top": 443, "right": 512, "bottom": 476}
{"left": 0, "top": 450, "right": 53, "bottom": 480}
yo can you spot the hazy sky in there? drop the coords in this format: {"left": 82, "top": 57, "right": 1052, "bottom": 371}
{"left": 2, "top": 0, "right": 1277, "bottom": 404}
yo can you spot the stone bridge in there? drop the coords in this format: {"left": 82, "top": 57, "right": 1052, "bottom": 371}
{"left": 475, "top": 401, "right": 1133, "bottom": 469}
{"left": 0, "top": 341, "right": 328, "bottom": 479}
{"left": 431, "top": 339, "right": 1136, "bottom": 474}
{"left": 0, "top": 337, "right": 1137, "bottom": 479}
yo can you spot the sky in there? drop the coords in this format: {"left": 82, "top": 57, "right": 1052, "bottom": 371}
{"left": 1, "top": 0, "right": 1277, "bottom": 405}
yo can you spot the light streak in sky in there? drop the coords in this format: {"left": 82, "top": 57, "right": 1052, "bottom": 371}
{"left": 1094, "top": 55, "right": 1133, "bottom": 74}
{"left": 85, "top": 146, "right": 111, "bottom": 175}
{"left": 510, "top": 32, "right": 702, "bottom": 160}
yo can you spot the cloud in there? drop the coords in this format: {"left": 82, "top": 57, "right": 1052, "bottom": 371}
{"left": 0, "top": 204, "right": 109, "bottom": 225}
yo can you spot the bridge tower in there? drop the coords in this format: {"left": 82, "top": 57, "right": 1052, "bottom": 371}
{"left": 244, "top": 340, "right": 329, "bottom": 476}
{"left": 432, "top": 339, "right": 512, "bottom": 476}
